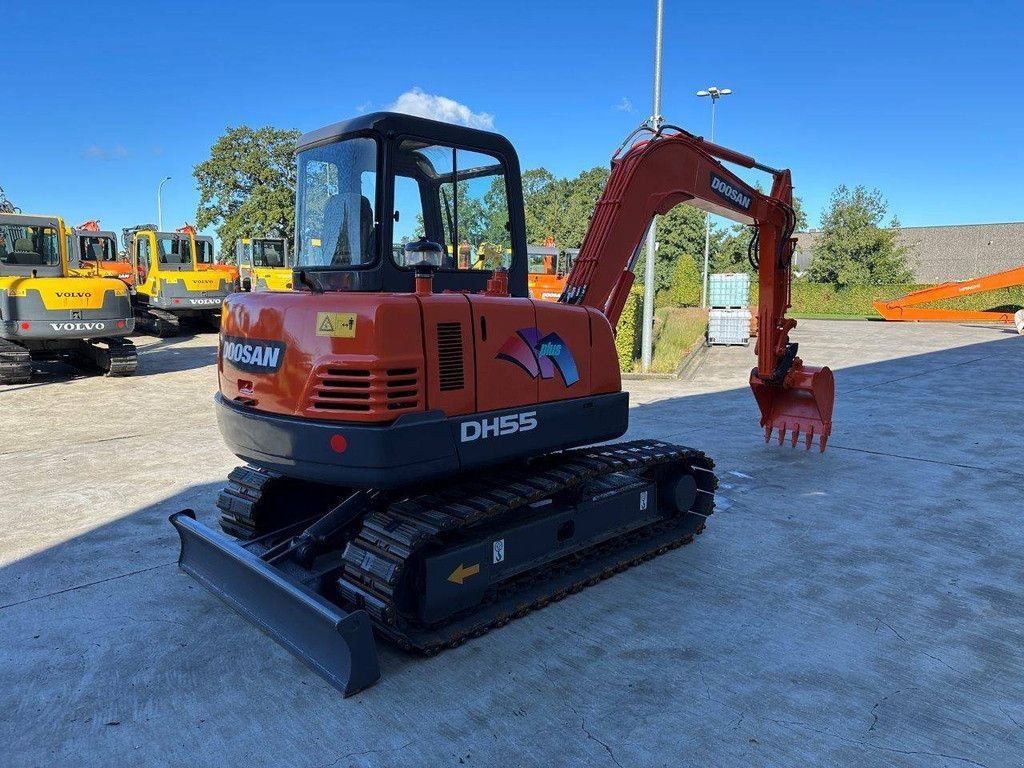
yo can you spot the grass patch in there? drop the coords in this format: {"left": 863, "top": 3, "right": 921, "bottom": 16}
{"left": 646, "top": 307, "right": 708, "bottom": 373}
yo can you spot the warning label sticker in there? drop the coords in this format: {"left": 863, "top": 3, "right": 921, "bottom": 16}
{"left": 493, "top": 539, "right": 505, "bottom": 564}
{"left": 315, "top": 312, "right": 357, "bottom": 338}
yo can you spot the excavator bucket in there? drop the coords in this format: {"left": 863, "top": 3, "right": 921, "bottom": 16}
{"left": 170, "top": 511, "right": 381, "bottom": 696}
{"left": 749, "top": 364, "right": 835, "bottom": 452}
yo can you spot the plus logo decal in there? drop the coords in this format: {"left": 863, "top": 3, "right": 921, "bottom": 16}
{"left": 496, "top": 328, "right": 579, "bottom": 387}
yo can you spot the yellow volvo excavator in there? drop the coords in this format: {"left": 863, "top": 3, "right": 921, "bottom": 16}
{"left": 235, "top": 236, "right": 293, "bottom": 291}
{"left": 0, "top": 213, "right": 136, "bottom": 383}
{"left": 123, "top": 224, "right": 234, "bottom": 336}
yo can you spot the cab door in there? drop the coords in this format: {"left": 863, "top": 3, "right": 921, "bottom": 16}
{"left": 133, "top": 233, "right": 153, "bottom": 291}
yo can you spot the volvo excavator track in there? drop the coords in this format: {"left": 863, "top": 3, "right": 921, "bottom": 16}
{"left": 0, "top": 338, "right": 32, "bottom": 384}
{"left": 173, "top": 439, "right": 715, "bottom": 694}
{"left": 135, "top": 307, "right": 182, "bottom": 337}
{"left": 76, "top": 337, "right": 138, "bottom": 377}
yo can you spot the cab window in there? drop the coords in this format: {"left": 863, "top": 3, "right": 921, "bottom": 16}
{"left": 392, "top": 141, "right": 512, "bottom": 271}
{"left": 135, "top": 235, "right": 152, "bottom": 281}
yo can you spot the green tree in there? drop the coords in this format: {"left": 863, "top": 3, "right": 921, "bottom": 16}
{"left": 809, "top": 185, "right": 912, "bottom": 286}
{"left": 631, "top": 203, "right": 708, "bottom": 298}
{"left": 194, "top": 125, "right": 301, "bottom": 262}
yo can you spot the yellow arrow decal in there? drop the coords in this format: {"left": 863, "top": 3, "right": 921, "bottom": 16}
{"left": 447, "top": 562, "right": 481, "bottom": 585}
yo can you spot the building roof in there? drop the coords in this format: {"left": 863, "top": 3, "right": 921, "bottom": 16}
{"left": 793, "top": 222, "right": 1024, "bottom": 282}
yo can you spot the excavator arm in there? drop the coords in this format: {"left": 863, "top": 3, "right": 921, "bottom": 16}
{"left": 563, "top": 125, "right": 835, "bottom": 450}
{"left": 873, "top": 265, "right": 1024, "bottom": 323}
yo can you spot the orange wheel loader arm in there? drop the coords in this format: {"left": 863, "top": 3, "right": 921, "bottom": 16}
{"left": 562, "top": 124, "right": 835, "bottom": 451}
{"left": 873, "top": 265, "right": 1024, "bottom": 323}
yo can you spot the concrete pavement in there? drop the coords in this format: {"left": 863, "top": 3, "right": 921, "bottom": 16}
{"left": 1, "top": 321, "right": 1022, "bottom": 767}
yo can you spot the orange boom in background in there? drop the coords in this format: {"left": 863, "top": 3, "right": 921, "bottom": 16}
{"left": 873, "top": 264, "right": 1024, "bottom": 323}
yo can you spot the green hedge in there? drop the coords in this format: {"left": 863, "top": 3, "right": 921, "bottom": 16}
{"left": 746, "top": 281, "right": 1024, "bottom": 316}
{"left": 615, "top": 287, "right": 643, "bottom": 369}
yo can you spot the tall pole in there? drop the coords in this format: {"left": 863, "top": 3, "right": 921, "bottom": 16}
{"left": 640, "top": 0, "right": 664, "bottom": 373}
{"left": 697, "top": 86, "right": 730, "bottom": 308}
{"left": 157, "top": 176, "right": 171, "bottom": 231}
{"left": 700, "top": 100, "right": 716, "bottom": 308}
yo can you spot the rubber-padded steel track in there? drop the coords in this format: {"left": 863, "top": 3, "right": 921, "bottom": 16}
{"left": 136, "top": 307, "right": 181, "bottom": 337}
{"left": 0, "top": 338, "right": 31, "bottom": 384}
{"left": 218, "top": 439, "right": 716, "bottom": 656}
{"left": 79, "top": 337, "right": 138, "bottom": 376}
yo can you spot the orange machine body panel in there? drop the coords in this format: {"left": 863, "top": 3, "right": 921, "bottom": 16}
{"left": 218, "top": 289, "right": 618, "bottom": 425}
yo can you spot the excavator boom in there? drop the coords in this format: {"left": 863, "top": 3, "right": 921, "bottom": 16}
{"left": 873, "top": 265, "right": 1024, "bottom": 323}
{"left": 563, "top": 125, "right": 834, "bottom": 450}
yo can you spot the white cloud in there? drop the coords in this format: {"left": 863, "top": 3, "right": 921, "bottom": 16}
{"left": 84, "top": 144, "right": 129, "bottom": 160}
{"left": 388, "top": 88, "right": 494, "bottom": 129}
{"left": 616, "top": 97, "right": 634, "bottom": 113}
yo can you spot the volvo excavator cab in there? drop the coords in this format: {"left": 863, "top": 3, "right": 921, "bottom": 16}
{"left": 235, "top": 237, "right": 294, "bottom": 291}
{"left": 123, "top": 225, "right": 233, "bottom": 336}
{"left": 0, "top": 213, "right": 136, "bottom": 383}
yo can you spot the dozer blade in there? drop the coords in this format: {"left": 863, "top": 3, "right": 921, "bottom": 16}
{"left": 170, "top": 510, "right": 380, "bottom": 696}
{"left": 749, "top": 363, "right": 835, "bottom": 452}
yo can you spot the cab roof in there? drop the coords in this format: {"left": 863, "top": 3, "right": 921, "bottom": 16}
{"left": 296, "top": 111, "right": 519, "bottom": 163}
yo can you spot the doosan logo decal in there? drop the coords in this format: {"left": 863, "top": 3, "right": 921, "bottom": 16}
{"left": 460, "top": 411, "right": 538, "bottom": 443}
{"left": 49, "top": 321, "right": 106, "bottom": 332}
{"left": 221, "top": 335, "right": 286, "bottom": 373}
{"left": 709, "top": 173, "right": 752, "bottom": 211}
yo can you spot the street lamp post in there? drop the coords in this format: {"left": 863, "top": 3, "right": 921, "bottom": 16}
{"left": 696, "top": 86, "right": 731, "bottom": 308}
{"left": 157, "top": 176, "right": 172, "bottom": 231}
{"left": 640, "top": 0, "right": 664, "bottom": 373}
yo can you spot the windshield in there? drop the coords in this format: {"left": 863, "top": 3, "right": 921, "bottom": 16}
{"left": 295, "top": 136, "right": 378, "bottom": 267}
{"left": 79, "top": 235, "right": 117, "bottom": 262}
{"left": 0, "top": 221, "right": 63, "bottom": 275}
{"left": 195, "top": 238, "right": 214, "bottom": 265}
{"left": 156, "top": 235, "right": 193, "bottom": 270}
{"left": 528, "top": 248, "right": 558, "bottom": 275}
{"left": 253, "top": 239, "right": 287, "bottom": 268}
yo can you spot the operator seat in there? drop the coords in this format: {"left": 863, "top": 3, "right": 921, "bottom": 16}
{"left": 9, "top": 239, "right": 43, "bottom": 265}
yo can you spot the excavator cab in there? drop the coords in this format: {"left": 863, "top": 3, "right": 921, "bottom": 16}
{"left": 123, "top": 225, "right": 234, "bottom": 335}
{"left": 235, "top": 236, "right": 294, "bottom": 291}
{"left": 0, "top": 213, "right": 136, "bottom": 382}
{"left": 292, "top": 112, "right": 528, "bottom": 297}
{"left": 68, "top": 221, "right": 133, "bottom": 285}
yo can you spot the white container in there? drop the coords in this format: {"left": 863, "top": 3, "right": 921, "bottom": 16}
{"left": 708, "top": 308, "right": 751, "bottom": 346}
{"left": 709, "top": 273, "right": 750, "bottom": 308}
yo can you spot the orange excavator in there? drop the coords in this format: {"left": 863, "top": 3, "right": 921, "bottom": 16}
{"left": 873, "top": 265, "right": 1024, "bottom": 323}
{"left": 69, "top": 220, "right": 134, "bottom": 284}
{"left": 527, "top": 236, "right": 579, "bottom": 302}
{"left": 171, "top": 113, "right": 834, "bottom": 695}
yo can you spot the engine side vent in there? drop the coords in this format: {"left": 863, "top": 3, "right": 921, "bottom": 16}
{"left": 437, "top": 322, "right": 465, "bottom": 392}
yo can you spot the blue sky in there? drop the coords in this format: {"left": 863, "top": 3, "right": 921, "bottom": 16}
{"left": 6, "top": 0, "right": 1021, "bottom": 243}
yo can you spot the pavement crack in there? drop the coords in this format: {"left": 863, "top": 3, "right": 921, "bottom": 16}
{"left": 874, "top": 618, "right": 906, "bottom": 641}
{"left": 311, "top": 741, "right": 414, "bottom": 768}
{"left": 762, "top": 712, "right": 988, "bottom": 767}
{"left": 829, "top": 445, "right": 1024, "bottom": 478}
{"left": 0, "top": 561, "right": 176, "bottom": 611}
{"left": 569, "top": 705, "right": 622, "bottom": 768}
{"left": 698, "top": 660, "right": 712, "bottom": 701}
{"left": 922, "top": 651, "right": 960, "bottom": 674}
